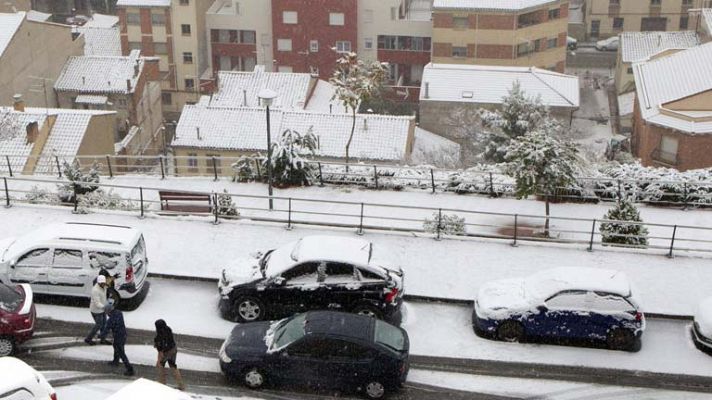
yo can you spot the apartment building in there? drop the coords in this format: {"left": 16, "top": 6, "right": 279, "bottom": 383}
{"left": 584, "top": 0, "right": 712, "bottom": 40}
{"left": 690, "top": 8, "right": 712, "bottom": 42}
{"left": 116, "top": 0, "right": 212, "bottom": 119}
{"left": 431, "top": 0, "right": 569, "bottom": 72}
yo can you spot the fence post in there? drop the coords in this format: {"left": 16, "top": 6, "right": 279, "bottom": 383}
{"left": 106, "top": 155, "right": 113, "bottom": 179}
{"left": 55, "top": 156, "right": 62, "bottom": 178}
{"left": 357, "top": 203, "right": 364, "bottom": 235}
{"left": 512, "top": 214, "right": 518, "bottom": 247}
{"left": 139, "top": 187, "right": 144, "bottom": 219}
{"left": 286, "top": 198, "right": 293, "bottom": 230}
{"left": 5, "top": 156, "right": 12, "bottom": 177}
{"left": 213, "top": 192, "right": 219, "bottom": 225}
{"left": 489, "top": 172, "right": 495, "bottom": 197}
{"left": 3, "top": 177, "right": 10, "bottom": 208}
{"left": 588, "top": 219, "right": 596, "bottom": 251}
{"left": 159, "top": 156, "right": 166, "bottom": 180}
{"left": 683, "top": 182, "right": 689, "bottom": 210}
{"left": 318, "top": 162, "right": 324, "bottom": 186}
{"left": 373, "top": 165, "right": 379, "bottom": 189}
{"left": 430, "top": 169, "right": 435, "bottom": 194}
{"left": 435, "top": 208, "right": 442, "bottom": 241}
{"left": 72, "top": 184, "right": 78, "bottom": 213}
{"left": 668, "top": 225, "right": 677, "bottom": 258}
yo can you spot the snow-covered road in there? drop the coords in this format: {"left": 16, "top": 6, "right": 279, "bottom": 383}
{"left": 35, "top": 278, "right": 712, "bottom": 379}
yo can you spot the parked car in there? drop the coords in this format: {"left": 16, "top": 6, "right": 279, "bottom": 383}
{"left": 219, "top": 311, "right": 409, "bottom": 399}
{"left": 0, "top": 357, "right": 56, "bottom": 399}
{"left": 218, "top": 236, "right": 404, "bottom": 323}
{"left": 691, "top": 297, "right": 712, "bottom": 354}
{"left": 0, "top": 222, "right": 149, "bottom": 307}
{"left": 567, "top": 36, "right": 578, "bottom": 50}
{"left": 0, "top": 283, "right": 35, "bottom": 356}
{"left": 472, "top": 267, "right": 645, "bottom": 351}
{"left": 596, "top": 36, "right": 619, "bottom": 51}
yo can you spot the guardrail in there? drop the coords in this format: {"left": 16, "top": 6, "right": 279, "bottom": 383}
{"left": 2, "top": 154, "right": 712, "bottom": 209}
{"left": 2, "top": 176, "right": 711, "bottom": 258}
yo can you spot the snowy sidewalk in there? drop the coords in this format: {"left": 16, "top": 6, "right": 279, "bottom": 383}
{"left": 2, "top": 203, "right": 712, "bottom": 316}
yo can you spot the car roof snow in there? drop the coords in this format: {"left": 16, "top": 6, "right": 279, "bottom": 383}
{"left": 292, "top": 235, "right": 371, "bottom": 265}
{"left": 527, "top": 267, "right": 632, "bottom": 301}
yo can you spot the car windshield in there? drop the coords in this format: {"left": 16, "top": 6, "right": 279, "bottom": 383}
{"left": 271, "top": 314, "right": 306, "bottom": 350}
{"left": 374, "top": 320, "right": 406, "bottom": 353}
{"left": 0, "top": 284, "right": 22, "bottom": 313}
{"left": 263, "top": 243, "right": 296, "bottom": 278}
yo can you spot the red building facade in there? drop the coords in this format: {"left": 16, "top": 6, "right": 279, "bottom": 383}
{"left": 271, "top": 0, "right": 357, "bottom": 80}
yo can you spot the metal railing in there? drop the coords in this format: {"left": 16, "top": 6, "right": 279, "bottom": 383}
{"left": 3, "top": 154, "right": 712, "bottom": 209}
{"left": 2, "top": 176, "right": 711, "bottom": 258}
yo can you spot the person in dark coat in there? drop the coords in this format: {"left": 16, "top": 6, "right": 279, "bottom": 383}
{"left": 154, "top": 319, "right": 185, "bottom": 390}
{"left": 102, "top": 300, "right": 134, "bottom": 376}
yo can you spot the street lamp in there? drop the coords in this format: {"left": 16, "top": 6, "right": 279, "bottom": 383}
{"left": 258, "top": 88, "right": 278, "bottom": 210}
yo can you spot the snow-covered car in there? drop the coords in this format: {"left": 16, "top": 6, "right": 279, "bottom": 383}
{"left": 106, "top": 378, "right": 191, "bottom": 400}
{"left": 473, "top": 267, "right": 645, "bottom": 351}
{"left": 0, "top": 357, "right": 56, "bottom": 399}
{"left": 595, "top": 36, "right": 619, "bottom": 51}
{"left": 567, "top": 36, "right": 578, "bottom": 50}
{"left": 218, "top": 236, "right": 404, "bottom": 323}
{"left": 691, "top": 297, "right": 712, "bottom": 354}
{"left": 0, "top": 283, "right": 35, "bottom": 356}
{"left": 0, "top": 223, "right": 149, "bottom": 307}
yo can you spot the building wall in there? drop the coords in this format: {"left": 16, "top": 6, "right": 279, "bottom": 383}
{"left": 584, "top": 0, "right": 707, "bottom": 40}
{"left": 0, "top": 0, "right": 30, "bottom": 12}
{"left": 56, "top": 91, "right": 131, "bottom": 138}
{"left": 431, "top": 2, "right": 568, "bottom": 72}
{"left": 0, "top": 19, "right": 84, "bottom": 108}
{"left": 77, "top": 114, "right": 119, "bottom": 156}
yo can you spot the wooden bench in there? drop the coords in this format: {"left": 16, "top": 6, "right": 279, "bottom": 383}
{"left": 158, "top": 190, "right": 212, "bottom": 213}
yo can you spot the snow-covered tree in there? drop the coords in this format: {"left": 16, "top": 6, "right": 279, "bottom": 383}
{"left": 59, "top": 160, "right": 102, "bottom": 202}
{"left": 264, "top": 127, "right": 318, "bottom": 186}
{"left": 600, "top": 198, "right": 649, "bottom": 247}
{"left": 423, "top": 212, "right": 466, "bottom": 236}
{"left": 217, "top": 189, "right": 239, "bottom": 216}
{"left": 505, "top": 130, "right": 579, "bottom": 236}
{"left": 231, "top": 155, "right": 256, "bottom": 182}
{"left": 0, "top": 109, "right": 20, "bottom": 142}
{"left": 330, "top": 52, "right": 388, "bottom": 167}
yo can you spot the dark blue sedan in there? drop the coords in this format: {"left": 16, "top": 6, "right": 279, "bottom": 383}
{"left": 472, "top": 267, "right": 645, "bottom": 351}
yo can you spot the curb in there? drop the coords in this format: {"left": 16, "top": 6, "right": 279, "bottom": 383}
{"left": 145, "top": 273, "right": 694, "bottom": 321}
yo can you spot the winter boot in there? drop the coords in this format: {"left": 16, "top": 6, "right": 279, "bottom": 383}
{"left": 173, "top": 368, "right": 185, "bottom": 391}
{"left": 157, "top": 364, "right": 166, "bottom": 384}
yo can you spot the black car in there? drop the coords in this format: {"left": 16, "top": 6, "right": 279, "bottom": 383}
{"left": 219, "top": 311, "right": 410, "bottom": 399}
{"left": 218, "top": 236, "right": 404, "bottom": 323}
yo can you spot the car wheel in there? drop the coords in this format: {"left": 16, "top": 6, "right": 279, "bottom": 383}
{"left": 607, "top": 328, "right": 635, "bottom": 351}
{"left": 353, "top": 304, "right": 383, "bottom": 319}
{"left": 242, "top": 367, "right": 265, "bottom": 389}
{"left": 234, "top": 296, "right": 264, "bottom": 322}
{"left": 0, "top": 337, "right": 16, "bottom": 357}
{"left": 497, "top": 320, "right": 525, "bottom": 342}
{"left": 363, "top": 380, "right": 386, "bottom": 399}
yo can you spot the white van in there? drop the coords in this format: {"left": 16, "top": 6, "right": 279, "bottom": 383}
{"left": 0, "top": 357, "right": 56, "bottom": 400}
{"left": 0, "top": 223, "right": 149, "bottom": 305}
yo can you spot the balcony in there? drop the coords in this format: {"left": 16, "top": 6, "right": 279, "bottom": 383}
{"left": 651, "top": 148, "right": 678, "bottom": 166}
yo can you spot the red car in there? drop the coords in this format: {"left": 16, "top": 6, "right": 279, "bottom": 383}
{"left": 0, "top": 283, "right": 35, "bottom": 356}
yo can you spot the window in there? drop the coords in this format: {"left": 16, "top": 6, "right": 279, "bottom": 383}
{"left": 548, "top": 8, "right": 560, "bottom": 19}
{"left": 375, "top": 320, "right": 406, "bottom": 352}
{"left": 183, "top": 52, "right": 193, "bottom": 64}
{"left": 590, "top": 292, "right": 636, "bottom": 315}
{"left": 658, "top": 135, "right": 679, "bottom": 164}
{"left": 187, "top": 153, "right": 198, "bottom": 171}
{"left": 324, "top": 263, "right": 356, "bottom": 284}
{"left": 181, "top": 24, "right": 191, "bottom": 35}
{"left": 364, "top": 37, "right": 373, "bottom": 50}
{"left": 650, "top": 0, "right": 661, "bottom": 5}
{"left": 282, "top": 262, "right": 319, "bottom": 284}
{"left": 613, "top": 17, "right": 624, "bottom": 29}
{"left": 151, "top": 13, "right": 165, "bottom": 26}
{"left": 88, "top": 252, "right": 123, "bottom": 270}
{"left": 517, "top": 42, "right": 531, "bottom": 56}
{"left": 277, "top": 38, "right": 292, "bottom": 51}
{"left": 278, "top": 65, "right": 293, "bottom": 72}
{"left": 533, "top": 39, "right": 542, "bottom": 52}
{"left": 206, "top": 154, "right": 222, "bottom": 173}
{"left": 128, "top": 41, "right": 142, "bottom": 51}
{"left": 680, "top": 16, "right": 689, "bottom": 29}
{"left": 126, "top": 12, "right": 139, "bottom": 25}
{"left": 591, "top": 20, "right": 601, "bottom": 37}
{"left": 154, "top": 42, "right": 168, "bottom": 54}
{"left": 53, "top": 249, "right": 83, "bottom": 269}
{"left": 411, "top": 37, "right": 425, "bottom": 51}
{"left": 310, "top": 40, "right": 319, "bottom": 53}
{"left": 453, "top": 16, "right": 469, "bottom": 29}
{"left": 184, "top": 78, "right": 195, "bottom": 90}
{"left": 272, "top": 314, "right": 306, "bottom": 350}
{"left": 609, "top": 0, "right": 620, "bottom": 4}
{"left": 364, "top": 9, "right": 374, "bottom": 23}
{"left": 518, "top": 11, "right": 540, "bottom": 28}
{"left": 627, "top": 67, "right": 633, "bottom": 74}
{"left": 641, "top": 17, "right": 667, "bottom": 31}
{"left": 161, "top": 92, "right": 172, "bottom": 105}
{"left": 335, "top": 41, "right": 351, "bottom": 53}
{"left": 117, "top": 99, "right": 127, "bottom": 108}
{"left": 546, "top": 290, "right": 589, "bottom": 311}
{"left": 329, "top": 12, "right": 345, "bottom": 26}
{"left": 282, "top": 11, "right": 297, "bottom": 24}
{"left": 241, "top": 30, "right": 256, "bottom": 44}
{"left": 452, "top": 46, "right": 467, "bottom": 57}
{"left": 16, "top": 249, "right": 50, "bottom": 267}
{"left": 547, "top": 38, "right": 558, "bottom": 49}
{"left": 180, "top": 0, "right": 189, "bottom": 4}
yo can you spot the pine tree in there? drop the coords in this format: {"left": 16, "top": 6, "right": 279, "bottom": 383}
{"left": 505, "top": 130, "right": 579, "bottom": 236}
{"left": 600, "top": 198, "right": 649, "bottom": 246}
{"left": 217, "top": 189, "right": 239, "bottom": 216}
{"left": 264, "top": 127, "right": 318, "bottom": 186}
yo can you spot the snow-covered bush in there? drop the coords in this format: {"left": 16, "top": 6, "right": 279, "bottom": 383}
{"left": 217, "top": 189, "right": 239, "bottom": 216}
{"left": 231, "top": 155, "right": 256, "bottom": 182}
{"left": 25, "top": 185, "right": 59, "bottom": 205}
{"left": 423, "top": 212, "right": 466, "bottom": 236}
{"left": 600, "top": 198, "right": 649, "bottom": 247}
{"left": 75, "top": 189, "right": 134, "bottom": 214}
{"left": 265, "top": 128, "right": 318, "bottom": 187}
{"left": 59, "top": 160, "right": 101, "bottom": 202}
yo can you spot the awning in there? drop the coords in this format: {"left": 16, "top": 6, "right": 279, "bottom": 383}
{"left": 75, "top": 94, "right": 108, "bottom": 105}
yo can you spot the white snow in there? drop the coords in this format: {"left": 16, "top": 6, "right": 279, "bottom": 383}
{"left": 694, "top": 297, "right": 712, "bottom": 338}
{"left": 411, "top": 127, "right": 461, "bottom": 168}
{"left": 55, "top": 379, "right": 263, "bottom": 400}
{"left": 107, "top": 378, "right": 191, "bottom": 399}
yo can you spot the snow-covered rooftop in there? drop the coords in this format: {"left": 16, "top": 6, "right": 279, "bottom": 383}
{"left": 0, "top": 12, "right": 24, "bottom": 58}
{"left": 78, "top": 26, "right": 121, "bottom": 56}
{"left": 84, "top": 13, "right": 119, "bottom": 28}
{"left": 26, "top": 10, "right": 51, "bottom": 22}
{"left": 620, "top": 31, "right": 699, "bottom": 63}
{"left": 633, "top": 41, "right": 712, "bottom": 134}
{"left": 172, "top": 104, "right": 414, "bottom": 162}
{"left": 420, "top": 63, "right": 579, "bottom": 108}
{"left": 54, "top": 50, "right": 144, "bottom": 94}
{"left": 116, "top": 0, "right": 171, "bottom": 7}
{"left": 432, "top": 0, "right": 558, "bottom": 12}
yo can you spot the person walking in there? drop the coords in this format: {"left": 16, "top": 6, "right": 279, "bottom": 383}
{"left": 84, "top": 275, "right": 110, "bottom": 345}
{"left": 103, "top": 300, "right": 134, "bottom": 376}
{"left": 154, "top": 319, "right": 185, "bottom": 390}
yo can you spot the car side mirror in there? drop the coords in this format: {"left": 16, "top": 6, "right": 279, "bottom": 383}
{"left": 9, "top": 260, "right": 15, "bottom": 269}
{"left": 537, "top": 305, "right": 547, "bottom": 313}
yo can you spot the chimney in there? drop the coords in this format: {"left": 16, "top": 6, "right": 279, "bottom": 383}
{"left": 363, "top": 117, "right": 368, "bottom": 131}
{"left": 82, "top": 76, "right": 86, "bottom": 85}
{"left": 424, "top": 82, "right": 430, "bottom": 99}
{"left": 134, "top": 60, "right": 140, "bottom": 77}
{"left": 242, "top": 89, "right": 247, "bottom": 106}
{"left": 127, "top": 79, "right": 132, "bottom": 92}
{"left": 25, "top": 121, "right": 39, "bottom": 144}
{"left": 196, "top": 126, "right": 202, "bottom": 140}
{"left": 13, "top": 94, "right": 25, "bottom": 112}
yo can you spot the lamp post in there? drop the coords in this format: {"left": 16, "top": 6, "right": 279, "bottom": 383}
{"left": 258, "top": 88, "right": 278, "bottom": 210}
